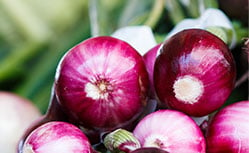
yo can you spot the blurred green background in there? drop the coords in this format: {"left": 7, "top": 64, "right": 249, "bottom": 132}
{"left": 0, "top": 0, "right": 248, "bottom": 114}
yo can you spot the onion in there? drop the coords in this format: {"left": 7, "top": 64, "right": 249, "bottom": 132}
{"left": 0, "top": 91, "right": 41, "bottom": 153}
{"left": 154, "top": 29, "right": 236, "bottom": 117}
{"left": 22, "top": 121, "right": 93, "bottom": 153}
{"left": 55, "top": 36, "right": 149, "bottom": 131}
{"left": 133, "top": 109, "right": 206, "bottom": 153}
{"left": 206, "top": 100, "right": 249, "bottom": 153}
{"left": 131, "top": 147, "right": 169, "bottom": 153}
{"left": 143, "top": 44, "right": 162, "bottom": 98}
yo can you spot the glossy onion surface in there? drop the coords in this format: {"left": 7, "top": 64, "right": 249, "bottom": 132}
{"left": 55, "top": 36, "right": 149, "bottom": 130}
{"left": 133, "top": 110, "right": 206, "bottom": 153}
{"left": 206, "top": 100, "right": 249, "bottom": 153}
{"left": 22, "top": 121, "right": 92, "bottom": 153}
{"left": 154, "top": 29, "right": 236, "bottom": 116}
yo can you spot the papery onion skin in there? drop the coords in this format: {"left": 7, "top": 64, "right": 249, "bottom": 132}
{"left": 55, "top": 36, "right": 149, "bottom": 131}
{"left": 22, "top": 121, "right": 93, "bottom": 153}
{"left": 206, "top": 100, "right": 249, "bottom": 153}
{"left": 133, "top": 109, "right": 206, "bottom": 153}
{"left": 0, "top": 92, "right": 41, "bottom": 153}
{"left": 154, "top": 29, "right": 236, "bottom": 117}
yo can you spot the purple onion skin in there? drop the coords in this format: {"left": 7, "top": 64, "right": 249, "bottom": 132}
{"left": 154, "top": 29, "right": 236, "bottom": 117}
{"left": 143, "top": 44, "right": 162, "bottom": 98}
{"left": 133, "top": 109, "right": 206, "bottom": 153}
{"left": 131, "top": 147, "right": 169, "bottom": 153}
{"left": 22, "top": 121, "right": 93, "bottom": 153}
{"left": 206, "top": 100, "right": 249, "bottom": 153}
{"left": 55, "top": 36, "right": 149, "bottom": 131}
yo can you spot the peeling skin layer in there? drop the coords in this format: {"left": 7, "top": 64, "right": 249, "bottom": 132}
{"left": 22, "top": 122, "right": 91, "bottom": 153}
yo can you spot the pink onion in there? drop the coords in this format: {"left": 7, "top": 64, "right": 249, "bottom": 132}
{"left": 206, "top": 100, "right": 249, "bottom": 153}
{"left": 55, "top": 36, "right": 149, "bottom": 131}
{"left": 133, "top": 109, "right": 206, "bottom": 153}
{"left": 131, "top": 147, "right": 169, "bottom": 153}
{"left": 154, "top": 29, "right": 236, "bottom": 116}
{"left": 0, "top": 91, "right": 41, "bottom": 153}
{"left": 143, "top": 44, "right": 162, "bottom": 98}
{"left": 22, "top": 121, "right": 93, "bottom": 153}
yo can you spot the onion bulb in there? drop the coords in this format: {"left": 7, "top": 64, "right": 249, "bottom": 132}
{"left": 0, "top": 92, "right": 41, "bottom": 153}
{"left": 206, "top": 100, "right": 249, "bottom": 153}
{"left": 133, "top": 109, "right": 206, "bottom": 153}
{"left": 55, "top": 36, "right": 149, "bottom": 131}
{"left": 22, "top": 121, "right": 93, "bottom": 153}
{"left": 154, "top": 29, "right": 236, "bottom": 116}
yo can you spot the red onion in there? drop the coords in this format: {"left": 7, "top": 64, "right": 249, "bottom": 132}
{"left": 0, "top": 91, "right": 41, "bottom": 153}
{"left": 131, "top": 147, "right": 169, "bottom": 153}
{"left": 206, "top": 100, "right": 249, "bottom": 153}
{"left": 55, "top": 36, "right": 149, "bottom": 131}
{"left": 22, "top": 121, "right": 93, "bottom": 153}
{"left": 143, "top": 44, "right": 162, "bottom": 98}
{"left": 133, "top": 109, "right": 206, "bottom": 153}
{"left": 154, "top": 29, "right": 236, "bottom": 116}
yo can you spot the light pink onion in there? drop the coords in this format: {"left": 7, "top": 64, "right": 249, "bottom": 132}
{"left": 206, "top": 100, "right": 249, "bottom": 153}
{"left": 0, "top": 91, "right": 41, "bottom": 153}
{"left": 154, "top": 29, "right": 236, "bottom": 116}
{"left": 133, "top": 109, "right": 206, "bottom": 153}
{"left": 22, "top": 121, "right": 93, "bottom": 153}
{"left": 55, "top": 36, "right": 149, "bottom": 131}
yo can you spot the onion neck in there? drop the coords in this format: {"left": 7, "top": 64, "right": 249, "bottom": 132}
{"left": 173, "top": 75, "right": 204, "bottom": 104}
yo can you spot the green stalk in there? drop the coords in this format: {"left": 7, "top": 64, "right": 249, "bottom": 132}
{"left": 0, "top": 41, "right": 46, "bottom": 82}
{"left": 165, "top": 0, "right": 185, "bottom": 25}
{"left": 0, "top": 9, "right": 22, "bottom": 46}
{"left": 0, "top": 0, "right": 52, "bottom": 42}
{"left": 144, "top": 0, "right": 165, "bottom": 29}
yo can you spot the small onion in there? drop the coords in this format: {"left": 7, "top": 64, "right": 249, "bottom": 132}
{"left": 133, "top": 109, "right": 206, "bottom": 153}
{"left": 55, "top": 36, "right": 149, "bottom": 131}
{"left": 206, "top": 100, "right": 249, "bottom": 153}
{"left": 0, "top": 91, "right": 41, "bottom": 153}
{"left": 154, "top": 29, "right": 236, "bottom": 116}
{"left": 22, "top": 121, "right": 93, "bottom": 153}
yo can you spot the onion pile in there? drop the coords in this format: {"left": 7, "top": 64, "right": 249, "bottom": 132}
{"left": 17, "top": 28, "right": 243, "bottom": 152}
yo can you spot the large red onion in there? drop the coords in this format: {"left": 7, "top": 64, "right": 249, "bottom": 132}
{"left": 22, "top": 121, "right": 93, "bottom": 153}
{"left": 154, "top": 29, "right": 236, "bottom": 116}
{"left": 133, "top": 109, "right": 206, "bottom": 153}
{"left": 206, "top": 100, "right": 249, "bottom": 153}
{"left": 0, "top": 92, "right": 41, "bottom": 153}
{"left": 55, "top": 36, "right": 149, "bottom": 131}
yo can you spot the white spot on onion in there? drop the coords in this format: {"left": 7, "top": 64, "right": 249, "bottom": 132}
{"left": 143, "top": 134, "right": 169, "bottom": 150}
{"left": 23, "top": 145, "right": 34, "bottom": 153}
{"left": 173, "top": 75, "right": 203, "bottom": 104}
